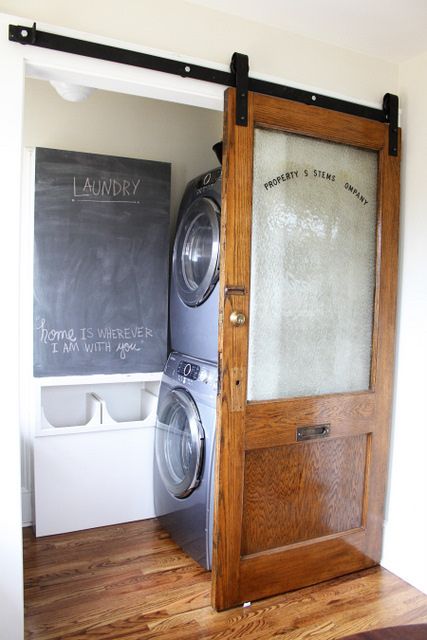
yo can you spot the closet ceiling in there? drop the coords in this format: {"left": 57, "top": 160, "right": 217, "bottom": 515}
{"left": 187, "top": 0, "right": 427, "bottom": 63}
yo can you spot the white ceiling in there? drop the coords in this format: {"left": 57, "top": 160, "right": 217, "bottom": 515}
{"left": 187, "top": 0, "right": 427, "bottom": 63}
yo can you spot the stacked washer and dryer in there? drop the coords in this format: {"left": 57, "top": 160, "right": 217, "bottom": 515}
{"left": 153, "top": 149, "right": 222, "bottom": 570}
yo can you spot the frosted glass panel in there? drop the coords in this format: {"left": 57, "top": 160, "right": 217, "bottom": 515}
{"left": 247, "top": 129, "right": 378, "bottom": 401}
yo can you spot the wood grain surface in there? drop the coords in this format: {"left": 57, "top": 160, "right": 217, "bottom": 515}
{"left": 212, "top": 88, "right": 254, "bottom": 610}
{"left": 23, "top": 520, "right": 427, "bottom": 640}
{"left": 213, "top": 88, "right": 400, "bottom": 609}
{"left": 241, "top": 435, "right": 367, "bottom": 554}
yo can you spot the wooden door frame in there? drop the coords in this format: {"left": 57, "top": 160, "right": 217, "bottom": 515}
{"left": 212, "top": 88, "right": 400, "bottom": 610}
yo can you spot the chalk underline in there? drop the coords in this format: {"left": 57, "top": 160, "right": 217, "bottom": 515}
{"left": 71, "top": 199, "right": 140, "bottom": 203}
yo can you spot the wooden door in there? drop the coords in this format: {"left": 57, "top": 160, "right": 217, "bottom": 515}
{"left": 212, "top": 89, "right": 400, "bottom": 610}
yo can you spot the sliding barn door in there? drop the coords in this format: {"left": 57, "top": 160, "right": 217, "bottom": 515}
{"left": 212, "top": 89, "right": 400, "bottom": 610}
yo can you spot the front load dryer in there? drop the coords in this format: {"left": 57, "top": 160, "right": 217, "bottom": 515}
{"left": 153, "top": 351, "right": 217, "bottom": 569}
{"left": 170, "top": 167, "right": 221, "bottom": 363}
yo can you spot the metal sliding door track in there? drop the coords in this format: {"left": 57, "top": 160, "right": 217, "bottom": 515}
{"left": 9, "top": 22, "right": 398, "bottom": 155}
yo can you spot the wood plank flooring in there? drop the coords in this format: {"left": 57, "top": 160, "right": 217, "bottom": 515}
{"left": 24, "top": 519, "right": 427, "bottom": 640}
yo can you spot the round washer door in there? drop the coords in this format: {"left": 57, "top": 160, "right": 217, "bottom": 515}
{"left": 155, "top": 388, "right": 205, "bottom": 498}
{"left": 173, "top": 197, "right": 220, "bottom": 307}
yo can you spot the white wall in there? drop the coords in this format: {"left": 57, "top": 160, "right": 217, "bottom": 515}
{"left": 0, "top": 20, "right": 25, "bottom": 640}
{"left": 381, "top": 51, "right": 427, "bottom": 594}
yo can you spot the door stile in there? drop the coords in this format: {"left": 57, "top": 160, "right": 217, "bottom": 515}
{"left": 212, "top": 89, "right": 254, "bottom": 610}
{"left": 362, "top": 125, "right": 401, "bottom": 561}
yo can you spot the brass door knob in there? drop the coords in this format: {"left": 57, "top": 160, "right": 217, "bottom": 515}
{"left": 230, "top": 311, "right": 246, "bottom": 326}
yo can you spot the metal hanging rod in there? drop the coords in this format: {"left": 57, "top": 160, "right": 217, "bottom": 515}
{"left": 9, "top": 22, "right": 398, "bottom": 155}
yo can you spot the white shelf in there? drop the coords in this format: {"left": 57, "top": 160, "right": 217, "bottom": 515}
{"left": 37, "top": 380, "right": 160, "bottom": 436}
{"left": 34, "top": 371, "right": 162, "bottom": 387}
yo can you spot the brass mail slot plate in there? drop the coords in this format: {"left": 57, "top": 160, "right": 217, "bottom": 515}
{"left": 296, "top": 424, "right": 331, "bottom": 442}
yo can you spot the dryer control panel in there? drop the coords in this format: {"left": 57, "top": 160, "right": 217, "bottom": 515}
{"left": 196, "top": 167, "right": 221, "bottom": 190}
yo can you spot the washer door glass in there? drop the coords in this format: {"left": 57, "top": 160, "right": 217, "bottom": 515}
{"left": 173, "top": 197, "right": 220, "bottom": 307}
{"left": 155, "top": 388, "right": 205, "bottom": 498}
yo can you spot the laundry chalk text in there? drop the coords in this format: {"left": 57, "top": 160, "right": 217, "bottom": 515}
{"left": 72, "top": 176, "right": 142, "bottom": 202}
{"left": 36, "top": 319, "right": 153, "bottom": 360}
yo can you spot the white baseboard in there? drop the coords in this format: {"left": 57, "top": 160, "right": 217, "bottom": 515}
{"left": 21, "top": 488, "right": 33, "bottom": 527}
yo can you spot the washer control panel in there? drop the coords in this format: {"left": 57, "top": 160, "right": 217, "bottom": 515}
{"left": 177, "top": 360, "right": 200, "bottom": 380}
{"left": 176, "top": 359, "right": 215, "bottom": 387}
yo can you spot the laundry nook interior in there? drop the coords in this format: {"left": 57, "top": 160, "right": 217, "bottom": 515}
{"left": 21, "top": 77, "right": 223, "bottom": 540}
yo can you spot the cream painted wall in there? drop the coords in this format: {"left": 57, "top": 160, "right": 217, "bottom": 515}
{"left": 0, "top": 0, "right": 397, "bottom": 105}
{"left": 23, "top": 78, "right": 223, "bottom": 225}
{"left": 381, "top": 51, "right": 427, "bottom": 594}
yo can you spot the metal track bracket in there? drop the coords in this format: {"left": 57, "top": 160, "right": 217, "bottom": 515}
{"left": 383, "top": 93, "right": 399, "bottom": 156}
{"left": 231, "top": 52, "right": 249, "bottom": 126}
{"left": 9, "top": 22, "right": 37, "bottom": 44}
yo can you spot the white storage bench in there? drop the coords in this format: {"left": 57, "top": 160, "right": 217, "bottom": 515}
{"left": 33, "top": 373, "right": 161, "bottom": 537}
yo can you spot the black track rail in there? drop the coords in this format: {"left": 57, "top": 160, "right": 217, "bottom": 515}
{"left": 9, "top": 22, "right": 398, "bottom": 154}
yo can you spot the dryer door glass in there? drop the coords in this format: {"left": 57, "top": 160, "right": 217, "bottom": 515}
{"left": 173, "top": 197, "right": 220, "bottom": 307}
{"left": 155, "top": 388, "right": 204, "bottom": 498}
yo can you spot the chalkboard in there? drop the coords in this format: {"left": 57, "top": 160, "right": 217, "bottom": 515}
{"left": 33, "top": 147, "right": 170, "bottom": 376}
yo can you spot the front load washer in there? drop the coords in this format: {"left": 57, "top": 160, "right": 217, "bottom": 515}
{"left": 153, "top": 351, "right": 217, "bottom": 569}
{"left": 170, "top": 167, "right": 221, "bottom": 362}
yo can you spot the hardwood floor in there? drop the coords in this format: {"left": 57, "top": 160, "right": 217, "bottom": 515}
{"left": 24, "top": 520, "right": 427, "bottom": 640}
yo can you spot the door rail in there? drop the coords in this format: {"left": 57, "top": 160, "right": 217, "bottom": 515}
{"left": 9, "top": 22, "right": 398, "bottom": 154}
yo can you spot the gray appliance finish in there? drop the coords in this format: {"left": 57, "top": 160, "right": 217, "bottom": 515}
{"left": 170, "top": 167, "right": 221, "bottom": 363}
{"left": 153, "top": 351, "right": 217, "bottom": 570}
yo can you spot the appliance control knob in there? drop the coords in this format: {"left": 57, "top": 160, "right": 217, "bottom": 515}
{"left": 199, "top": 368, "right": 209, "bottom": 383}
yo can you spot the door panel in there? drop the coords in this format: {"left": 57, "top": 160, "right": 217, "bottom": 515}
{"left": 212, "top": 89, "right": 399, "bottom": 610}
{"left": 241, "top": 434, "right": 368, "bottom": 554}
